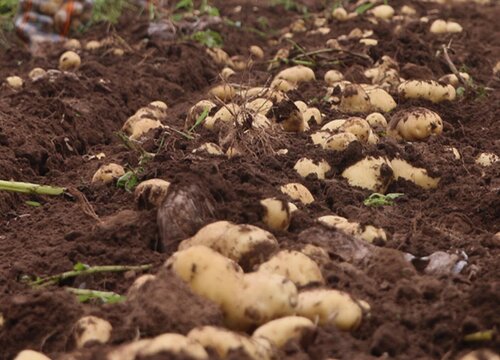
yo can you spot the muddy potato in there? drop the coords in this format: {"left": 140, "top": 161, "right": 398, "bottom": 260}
{"left": 300, "top": 244, "right": 330, "bottom": 267}
{"left": 209, "top": 103, "right": 240, "bottom": 128}
{"left": 258, "top": 250, "right": 324, "bottom": 286}
{"left": 260, "top": 198, "right": 291, "bottom": 231}
{"left": 59, "top": 51, "right": 81, "bottom": 71}
{"left": 178, "top": 221, "right": 279, "bottom": 267}
{"left": 5, "top": 76, "right": 23, "bottom": 89}
{"left": 342, "top": 156, "right": 393, "bottom": 193}
{"left": 439, "top": 72, "right": 470, "bottom": 87}
{"left": 138, "top": 333, "right": 208, "bottom": 359}
{"left": 134, "top": 179, "right": 171, "bottom": 209}
{"left": 311, "top": 130, "right": 334, "bottom": 146}
{"left": 339, "top": 117, "right": 372, "bottom": 142}
{"left": 64, "top": 39, "right": 81, "bottom": 50}
{"left": 14, "top": 350, "right": 51, "bottom": 360}
{"left": 321, "top": 119, "right": 347, "bottom": 132}
{"left": 294, "top": 158, "right": 331, "bottom": 180}
{"left": 245, "top": 98, "right": 273, "bottom": 115}
{"left": 92, "top": 163, "right": 125, "bottom": 184}
{"left": 270, "top": 99, "right": 305, "bottom": 133}
{"left": 294, "top": 101, "right": 308, "bottom": 113}
{"left": 391, "top": 158, "right": 440, "bottom": 189}
{"left": 274, "top": 65, "right": 315, "bottom": 85}
{"left": 127, "top": 274, "right": 156, "bottom": 299}
{"left": 475, "top": 152, "right": 499, "bottom": 167}
{"left": 366, "top": 88, "right": 396, "bottom": 112}
{"left": 29, "top": 68, "right": 46, "bottom": 81}
{"left": 339, "top": 84, "right": 372, "bottom": 113}
{"left": 207, "top": 48, "right": 232, "bottom": 66}
{"left": 296, "top": 289, "right": 364, "bottom": 331}
{"left": 129, "top": 118, "right": 163, "bottom": 140}
{"left": 458, "top": 350, "right": 500, "bottom": 360}
{"left": 324, "top": 70, "right": 344, "bottom": 85}
{"left": 73, "top": 316, "right": 112, "bottom": 349}
{"left": 361, "top": 225, "right": 387, "bottom": 243}
{"left": 253, "top": 316, "right": 316, "bottom": 349}
{"left": 220, "top": 67, "right": 235, "bottom": 80}
{"left": 398, "top": 80, "right": 456, "bottom": 103}
{"left": 249, "top": 45, "right": 264, "bottom": 59}
{"left": 185, "top": 100, "right": 216, "bottom": 129}
{"left": 271, "top": 78, "right": 296, "bottom": 92}
{"left": 303, "top": 107, "right": 322, "bottom": 124}
{"left": 188, "top": 326, "right": 273, "bottom": 360}
{"left": 85, "top": 40, "right": 102, "bottom": 50}
{"left": 318, "top": 215, "right": 360, "bottom": 237}
{"left": 209, "top": 84, "right": 236, "bottom": 102}
{"left": 280, "top": 183, "right": 314, "bottom": 205}
{"left": 389, "top": 107, "right": 443, "bottom": 141}
{"left": 371, "top": 5, "right": 394, "bottom": 19}
{"left": 366, "top": 112, "right": 387, "bottom": 130}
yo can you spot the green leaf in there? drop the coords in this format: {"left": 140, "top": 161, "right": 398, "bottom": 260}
{"left": 355, "top": 2, "right": 375, "bottom": 14}
{"left": 25, "top": 201, "right": 41, "bottom": 207}
{"left": 364, "top": 193, "right": 404, "bottom": 207}
{"left": 73, "top": 262, "right": 89, "bottom": 271}
{"left": 456, "top": 87, "right": 465, "bottom": 97}
{"left": 189, "top": 108, "right": 210, "bottom": 133}
{"left": 191, "top": 30, "right": 223, "bottom": 48}
{"left": 116, "top": 171, "right": 139, "bottom": 192}
{"left": 175, "top": 0, "right": 193, "bottom": 10}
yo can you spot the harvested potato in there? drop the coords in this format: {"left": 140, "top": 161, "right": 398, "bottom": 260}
{"left": 210, "top": 84, "right": 236, "bottom": 102}
{"left": 332, "top": 7, "right": 348, "bottom": 21}
{"left": 129, "top": 118, "right": 163, "bottom": 140}
{"left": 359, "top": 38, "right": 378, "bottom": 46}
{"left": 339, "top": 84, "right": 372, "bottom": 113}
{"left": 274, "top": 65, "right": 315, "bottom": 85}
{"left": 324, "top": 70, "right": 344, "bottom": 85}
{"left": 138, "top": 333, "right": 208, "bottom": 359}
{"left": 389, "top": 107, "right": 443, "bottom": 141}
{"left": 475, "top": 152, "right": 499, "bottom": 167}
{"left": 398, "top": 80, "right": 455, "bottom": 103}
{"left": 253, "top": 316, "right": 315, "bottom": 348}
{"left": 92, "top": 163, "right": 125, "bottom": 184}
{"left": 5, "top": 76, "right": 23, "bottom": 89}
{"left": 361, "top": 225, "right": 388, "bottom": 243}
{"left": 134, "top": 179, "right": 171, "bottom": 209}
{"left": 185, "top": 100, "right": 216, "bottom": 130}
{"left": 246, "top": 98, "right": 273, "bottom": 115}
{"left": 271, "top": 78, "right": 296, "bottom": 93}
{"left": 323, "top": 132, "right": 358, "bottom": 151}
{"left": 342, "top": 157, "right": 393, "bottom": 193}
{"left": 366, "top": 88, "right": 396, "bottom": 112}
{"left": 112, "top": 48, "right": 125, "bottom": 56}
{"left": 391, "top": 158, "right": 440, "bottom": 189}
{"left": 249, "top": 45, "right": 265, "bottom": 59}
{"left": 296, "top": 289, "right": 364, "bottom": 330}
{"left": 193, "top": 143, "right": 224, "bottom": 156}
{"left": 294, "top": 101, "right": 308, "bottom": 113}
{"left": 366, "top": 112, "right": 387, "bottom": 130}
{"left": 107, "top": 339, "right": 152, "bottom": 360}
{"left": 430, "top": 19, "right": 447, "bottom": 34}
{"left": 303, "top": 107, "right": 322, "bottom": 124}
{"left": 178, "top": 221, "right": 279, "bottom": 268}
{"left": 339, "top": 117, "right": 372, "bottom": 142}
{"left": 260, "top": 198, "right": 291, "bottom": 231}
{"left": 446, "top": 21, "right": 463, "bottom": 33}
{"left": 211, "top": 103, "right": 240, "bottom": 127}
{"left": 258, "top": 250, "right": 324, "bottom": 286}
{"left": 221, "top": 67, "right": 236, "bottom": 80}
{"left": 401, "top": 5, "right": 416, "bottom": 16}
{"left": 439, "top": 72, "right": 470, "bottom": 87}
{"left": 371, "top": 5, "right": 395, "bottom": 19}
{"left": 294, "top": 158, "right": 331, "bottom": 179}
{"left": 300, "top": 244, "right": 330, "bottom": 267}
{"left": 127, "top": 274, "right": 156, "bottom": 299}
{"left": 321, "top": 119, "right": 347, "bottom": 132}
{"left": 270, "top": 100, "right": 305, "bottom": 133}
{"left": 207, "top": 48, "right": 232, "bottom": 66}
{"left": 14, "top": 350, "right": 51, "bottom": 360}
{"left": 73, "top": 316, "right": 112, "bottom": 349}
{"left": 458, "top": 350, "right": 500, "bottom": 360}
{"left": 318, "top": 215, "right": 360, "bottom": 237}
{"left": 85, "top": 40, "right": 101, "bottom": 50}
{"left": 64, "top": 38, "right": 82, "bottom": 50}
{"left": 311, "top": 130, "right": 334, "bottom": 146}
{"left": 59, "top": 51, "right": 81, "bottom": 71}
{"left": 188, "top": 326, "right": 273, "bottom": 360}
{"left": 280, "top": 183, "right": 314, "bottom": 205}
{"left": 29, "top": 68, "right": 46, "bottom": 81}
{"left": 226, "top": 146, "right": 243, "bottom": 159}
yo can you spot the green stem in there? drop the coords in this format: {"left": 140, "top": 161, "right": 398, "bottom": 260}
{"left": 31, "top": 264, "right": 153, "bottom": 287}
{"left": 65, "top": 287, "right": 126, "bottom": 303}
{"left": 0, "top": 180, "right": 65, "bottom": 195}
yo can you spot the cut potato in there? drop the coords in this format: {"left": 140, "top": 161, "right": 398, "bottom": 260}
{"left": 389, "top": 107, "right": 443, "bottom": 141}
{"left": 178, "top": 221, "right": 279, "bottom": 267}
{"left": 324, "top": 70, "right": 344, "bottom": 85}
{"left": 5, "top": 76, "right": 23, "bottom": 89}
{"left": 138, "top": 333, "right": 208, "bottom": 359}
{"left": 342, "top": 157, "right": 393, "bottom": 193}
{"left": 14, "top": 350, "right": 51, "bottom": 360}
{"left": 134, "top": 179, "right": 171, "bottom": 209}
{"left": 92, "top": 163, "right": 125, "bottom": 184}
{"left": 253, "top": 316, "right": 315, "bottom": 348}
{"left": 391, "top": 158, "right": 440, "bottom": 189}
{"left": 296, "top": 289, "right": 364, "bottom": 330}
{"left": 260, "top": 198, "right": 291, "bottom": 231}
{"left": 73, "top": 316, "right": 112, "bottom": 349}
{"left": 398, "top": 80, "right": 455, "bottom": 103}
{"left": 257, "top": 250, "right": 325, "bottom": 286}
{"left": 366, "top": 88, "right": 397, "bottom": 113}
{"left": 59, "top": 51, "right": 81, "bottom": 71}
{"left": 274, "top": 65, "right": 315, "bottom": 85}
{"left": 280, "top": 183, "right": 314, "bottom": 205}
{"left": 294, "top": 158, "right": 331, "bottom": 180}
{"left": 339, "top": 84, "right": 372, "bottom": 113}
{"left": 475, "top": 152, "right": 499, "bottom": 167}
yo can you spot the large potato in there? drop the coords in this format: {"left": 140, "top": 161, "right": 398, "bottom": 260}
{"left": 391, "top": 158, "right": 440, "bottom": 189}
{"left": 398, "top": 80, "right": 455, "bottom": 103}
{"left": 342, "top": 157, "right": 393, "bottom": 193}
{"left": 388, "top": 107, "right": 443, "bottom": 141}
{"left": 252, "top": 316, "right": 316, "bottom": 349}
{"left": 257, "top": 250, "right": 325, "bottom": 286}
{"left": 178, "top": 221, "right": 279, "bottom": 269}
{"left": 138, "top": 333, "right": 208, "bottom": 359}
{"left": 73, "top": 316, "right": 112, "bottom": 349}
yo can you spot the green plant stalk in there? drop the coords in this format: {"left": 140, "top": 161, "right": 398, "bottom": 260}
{"left": 463, "top": 330, "right": 494, "bottom": 342}
{"left": 65, "top": 287, "right": 126, "bottom": 303}
{"left": 0, "top": 180, "right": 65, "bottom": 196}
{"left": 31, "top": 264, "right": 153, "bottom": 287}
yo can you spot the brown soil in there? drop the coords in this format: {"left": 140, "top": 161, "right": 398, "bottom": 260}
{"left": 0, "top": 0, "right": 499, "bottom": 359}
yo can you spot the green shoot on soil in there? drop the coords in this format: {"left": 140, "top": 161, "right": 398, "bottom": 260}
{"left": 190, "top": 29, "right": 223, "bottom": 48}
{"left": 364, "top": 193, "right": 404, "bottom": 207}
{"left": 116, "top": 171, "right": 140, "bottom": 192}
{"left": 355, "top": 2, "right": 375, "bottom": 14}
{"left": 0, "top": 180, "right": 65, "bottom": 196}
{"left": 463, "top": 330, "right": 495, "bottom": 343}
{"left": 91, "top": 0, "right": 128, "bottom": 24}
{"left": 66, "top": 288, "right": 126, "bottom": 304}
{"left": 188, "top": 108, "right": 210, "bottom": 133}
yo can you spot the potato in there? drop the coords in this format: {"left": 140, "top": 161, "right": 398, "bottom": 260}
{"left": 294, "top": 101, "right": 308, "bottom": 113}
{"left": 210, "top": 103, "right": 240, "bottom": 128}
{"left": 188, "top": 326, "right": 273, "bottom": 360}
{"left": 258, "top": 250, "right": 324, "bottom": 286}
{"left": 112, "top": 48, "right": 125, "bottom": 56}
{"left": 371, "top": 5, "right": 395, "bottom": 19}
{"left": 280, "top": 183, "right": 314, "bottom": 205}
{"left": 270, "top": 78, "right": 296, "bottom": 92}
{"left": 294, "top": 158, "right": 331, "bottom": 180}
{"left": 207, "top": 48, "right": 232, "bottom": 66}
{"left": 342, "top": 156, "right": 393, "bottom": 193}
{"left": 193, "top": 143, "right": 224, "bottom": 156}
{"left": 185, "top": 100, "right": 216, "bottom": 130}
{"left": 274, "top": 65, "right": 315, "bottom": 85}
{"left": 360, "top": 38, "right": 378, "bottom": 46}
{"left": 458, "top": 350, "right": 500, "bottom": 360}
{"left": 249, "top": 45, "right": 265, "bottom": 59}
{"left": 290, "top": 18, "right": 307, "bottom": 33}
{"left": 323, "top": 132, "right": 358, "bottom": 151}
{"left": 296, "top": 289, "right": 364, "bottom": 330}
{"left": 446, "top": 21, "right": 463, "bottom": 33}
{"left": 178, "top": 221, "right": 279, "bottom": 268}
{"left": 366, "top": 88, "right": 396, "bottom": 112}
{"left": 339, "top": 84, "right": 372, "bottom": 113}
{"left": 138, "top": 333, "right": 208, "bottom": 359}
{"left": 209, "top": 84, "right": 236, "bottom": 102}
{"left": 253, "top": 316, "right": 315, "bottom": 348}
{"left": 149, "top": 100, "right": 168, "bottom": 113}
{"left": 360, "top": 225, "right": 387, "bottom": 243}
{"left": 366, "top": 112, "right": 387, "bottom": 130}
{"left": 226, "top": 146, "right": 243, "bottom": 159}
{"left": 494, "top": 62, "right": 500, "bottom": 75}
{"left": 59, "top": 51, "right": 81, "bottom": 71}
{"left": 29, "top": 68, "right": 46, "bottom": 82}
{"left": 439, "top": 72, "right": 470, "bottom": 87}
{"left": 5, "top": 76, "right": 23, "bottom": 89}
{"left": 107, "top": 339, "right": 152, "bottom": 360}
{"left": 398, "top": 80, "right": 455, "bottom": 103}
{"left": 430, "top": 19, "right": 447, "bottom": 34}
{"left": 326, "top": 38, "right": 341, "bottom": 49}
{"left": 260, "top": 198, "right": 291, "bottom": 231}
{"left": 134, "top": 179, "right": 171, "bottom": 209}
{"left": 324, "top": 70, "right": 344, "bottom": 86}
{"left": 303, "top": 107, "right": 322, "bottom": 124}
{"left": 401, "top": 5, "right": 416, "bottom": 16}
{"left": 14, "top": 350, "right": 51, "bottom": 360}
{"left": 317, "top": 215, "right": 360, "bottom": 237}
{"left": 444, "top": 146, "right": 461, "bottom": 160}
{"left": 245, "top": 98, "right": 273, "bottom": 115}
{"left": 73, "top": 316, "right": 112, "bottom": 349}
{"left": 321, "top": 119, "right": 347, "bottom": 132}
{"left": 129, "top": 118, "right": 163, "bottom": 140}
{"left": 311, "top": 130, "right": 334, "bottom": 146}
{"left": 270, "top": 100, "right": 305, "bottom": 133}
{"left": 332, "top": 7, "right": 348, "bottom": 21}
{"left": 475, "top": 152, "right": 499, "bottom": 167}
{"left": 220, "top": 67, "right": 235, "bottom": 80}
{"left": 85, "top": 40, "right": 102, "bottom": 50}
{"left": 92, "top": 163, "right": 125, "bottom": 184}
{"left": 391, "top": 158, "right": 440, "bottom": 189}
{"left": 389, "top": 107, "right": 443, "bottom": 141}
{"left": 127, "top": 274, "right": 156, "bottom": 299}
{"left": 338, "top": 117, "right": 372, "bottom": 142}
{"left": 300, "top": 244, "right": 330, "bottom": 267}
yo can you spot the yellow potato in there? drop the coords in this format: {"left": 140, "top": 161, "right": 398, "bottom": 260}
{"left": 326, "top": 38, "right": 341, "bottom": 49}
{"left": 294, "top": 158, "right": 331, "bottom": 179}
{"left": 360, "top": 39, "right": 378, "bottom": 46}
{"left": 249, "top": 45, "right": 265, "bottom": 59}
{"left": 59, "top": 51, "right": 81, "bottom": 71}
{"left": 311, "top": 130, "right": 334, "bottom": 146}
{"left": 290, "top": 19, "right": 307, "bottom": 33}
{"left": 339, "top": 84, "right": 372, "bottom": 113}
{"left": 257, "top": 250, "right": 324, "bottom": 286}
{"left": 134, "top": 179, "right": 171, "bottom": 209}
{"left": 324, "top": 70, "right": 344, "bottom": 85}
{"left": 280, "top": 183, "right": 314, "bottom": 205}
{"left": 475, "top": 152, "right": 499, "bottom": 167}
{"left": 92, "top": 163, "right": 125, "bottom": 184}
{"left": 207, "top": 48, "right": 232, "bottom": 66}
{"left": 14, "top": 351, "right": 51, "bottom": 360}
{"left": 430, "top": 19, "right": 447, "bottom": 34}
{"left": 398, "top": 80, "right": 455, "bottom": 103}
{"left": 129, "top": 118, "right": 163, "bottom": 140}
{"left": 210, "top": 103, "right": 240, "bottom": 128}
{"left": 365, "top": 112, "right": 387, "bottom": 130}
{"left": 5, "top": 76, "right": 23, "bottom": 89}
{"left": 339, "top": 117, "right": 372, "bottom": 142}
{"left": 296, "top": 289, "right": 364, "bottom": 330}
{"left": 446, "top": 21, "right": 463, "bottom": 33}
{"left": 260, "top": 198, "right": 291, "bottom": 231}
{"left": 300, "top": 244, "right": 330, "bottom": 267}
{"left": 85, "top": 40, "right": 101, "bottom": 50}
{"left": 138, "top": 333, "right": 208, "bottom": 359}
{"left": 389, "top": 107, "right": 443, "bottom": 141}
{"left": 127, "top": 274, "right": 156, "bottom": 300}
{"left": 342, "top": 157, "right": 393, "bottom": 193}
{"left": 371, "top": 5, "right": 395, "bottom": 19}
{"left": 294, "top": 101, "right": 308, "bottom": 113}
{"left": 303, "top": 107, "right": 322, "bottom": 124}
{"left": 391, "top": 158, "right": 440, "bottom": 189}
{"left": 439, "top": 72, "right": 470, "bottom": 87}
{"left": 209, "top": 84, "right": 236, "bottom": 102}
{"left": 317, "top": 215, "right": 360, "bottom": 237}
{"left": 321, "top": 119, "right": 347, "bottom": 132}
{"left": 366, "top": 88, "right": 396, "bottom": 112}
{"left": 271, "top": 78, "right": 296, "bottom": 92}
{"left": 332, "top": 7, "right": 348, "bottom": 21}
{"left": 253, "top": 316, "right": 315, "bottom": 348}
{"left": 274, "top": 65, "right": 315, "bottom": 85}
{"left": 185, "top": 100, "right": 216, "bottom": 130}
{"left": 73, "top": 316, "right": 112, "bottom": 349}
{"left": 245, "top": 98, "right": 273, "bottom": 115}
{"left": 28, "top": 68, "right": 46, "bottom": 81}
{"left": 193, "top": 143, "right": 224, "bottom": 156}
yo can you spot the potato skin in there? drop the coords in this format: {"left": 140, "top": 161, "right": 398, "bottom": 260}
{"left": 252, "top": 316, "right": 316, "bottom": 349}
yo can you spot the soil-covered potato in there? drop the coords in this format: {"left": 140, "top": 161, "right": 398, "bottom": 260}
{"left": 323, "top": 132, "right": 358, "bottom": 151}
{"left": 342, "top": 157, "right": 393, "bottom": 193}
{"left": 475, "top": 152, "right": 499, "bottom": 167}
{"left": 137, "top": 333, "right": 209, "bottom": 359}
{"left": 294, "top": 158, "right": 331, "bottom": 179}
{"left": 366, "top": 88, "right": 397, "bottom": 112}
{"left": 91, "top": 163, "right": 125, "bottom": 184}
{"left": 260, "top": 198, "right": 291, "bottom": 231}
{"left": 252, "top": 316, "right": 316, "bottom": 349}
{"left": 339, "top": 84, "right": 372, "bottom": 113}
{"left": 324, "top": 70, "right": 344, "bottom": 85}
{"left": 318, "top": 215, "right": 387, "bottom": 244}
{"left": 73, "top": 316, "right": 112, "bottom": 349}
{"left": 338, "top": 117, "right": 372, "bottom": 142}
{"left": 58, "top": 51, "right": 81, "bottom": 71}
{"left": 274, "top": 65, "right": 315, "bottom": 85}
{"left": 126, "top": 274, "right": 156, "bottom": 300}
{"left": 134, "top": 179, "right": 171, "bottom": 209}
{"left": 398, "top": 80, "right": 456, "bottom": 103}
{"left": 280, "top": 183, "right": 314, "bottom": 204}
{"left": 390, "top": 158, "right": 440, "bottom": 189}
{"left": 388, "top": 107, "right": 443, "bottom": 141}
{"left": 28, "top": 68, "right": 46, "bottom": 81}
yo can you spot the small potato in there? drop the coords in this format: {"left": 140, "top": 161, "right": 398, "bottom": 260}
{"left": 178, "top": 221, "right": 279, "bottom": 268}
{"left": 249, "top": 45, "right": 264, "bottom": 59}
{"left": 5, "top": 76, "right": 23, "bottom": 89}
{"left": 439, "top": 72, "right": 470, "bottom": 87}
{"left": 296, "top": 289, "right": 364, "bottom": 330}
{"left": 207, "top": 48, "right": 232, "bottom": 66}
{"left": 193, "top": 143, "right": 224, "bottom": 156}
{"left": 430, "top": 19, "right": 447, "bottom": 34}
{"left": 280, "top": 183, "right": 314, "bottom": 205}
{"left": 401, "top": 5, "right": 416, "bottom": 16}
{"left": 138, "top": 333, "right": 208, "bottom": 359}
{"left": 475, "top": 152, "right": 499, "bottom": 167}
{"left": 332, "top": 7, "right": 348, "bottom": 21}
{"left": 360, "top": 38, "right": 378, "bottom": 46}
{"left": 260, "top": 198, "right": 291, "bottom": 231}
{"left": 85, "top": 40, "right": 101, "bottom": 50}
{"left": 14, "top": 350, "right": 51, "bottom": 360}
{"left": 253, "top": 316, "right": 315, "bottom": 348}
{"left": 458, "top": 350, "right": 500, "bottom": 360}
{"left": 398, "top": 80, "right": 456, "bottom": 103}
{"left": 59, "top": 51, "right": 81, "bottom": 71}
{"left": 127, "top": 274, "right": 156, "bottom": 299}
{"left": 209, "top": 84, "right": 236, "bottom": 102}
{"left": 339, "top": 117, "right": 372, "bottom": 142}
{"left": 294, "top": 158, "right": 331, "bottom": 180}
{"left": 303, "top": 107, "right": 322, "bottom": 124}
{"left": 258, "top": 250, "right": 324, "bottom": 286}
{"left": 220, "top": 67, "right": 235, "bottom": 80}
{"left": 366, "top": 112, "right": 387, "bottom": 130}
{"left": 371, "top": 5, "right": 395, "bottom": 20}
{"left": 446, "top": 21, "right": 463, "bottom": 33}
{"left": 324, "top": 70, "right": 344, "bottom": 86}
{"left": 245, "top": 98, "right": 273, "bottom": 115}
{"left": 339, "top": 84, "right": 372, "bottom": 113}
{"left": 326, "top": 38, "right": 341, "bottom": 49}
{"left": 92, "top": 163, "right": 125, "bottom": 184}
{"left": 360, "top": 225, "right": 387, "bottom": 243}
{"left": 274, "top": 65, "right": 315, "bottom": 85}
{"left": 366, "top": 88, "right": 396, "bottom": 113}
{"left": 270, "top": 100, "right": 305, "bottom": 133}
{"left": 64, "top": 39, "right": 81, "bottom": 50}
{"left": 188, "top": 326, "right": 273, "bottom": 360}
{"left": 389, "top": 107, "right": 443, "bottom": 141}
{"left": 290, "top": 19, "right": 307, "bottom": 33}
{"left": 342, "top": 156, "right": 393, "bottom": 193}
{"left": 73, "top": 316, "right": 112, "bottom": 349}
{"left": 134, "top": 179, "right": 171, "bottom": 209}
{"left": 185, "top": 100, "right": 216, "bottom": 130}
{"left": 29, "top": 68, "right": 46, "bottom": 81}
{"left": 391, "top": 158, "right": 440, "bottom": 189}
